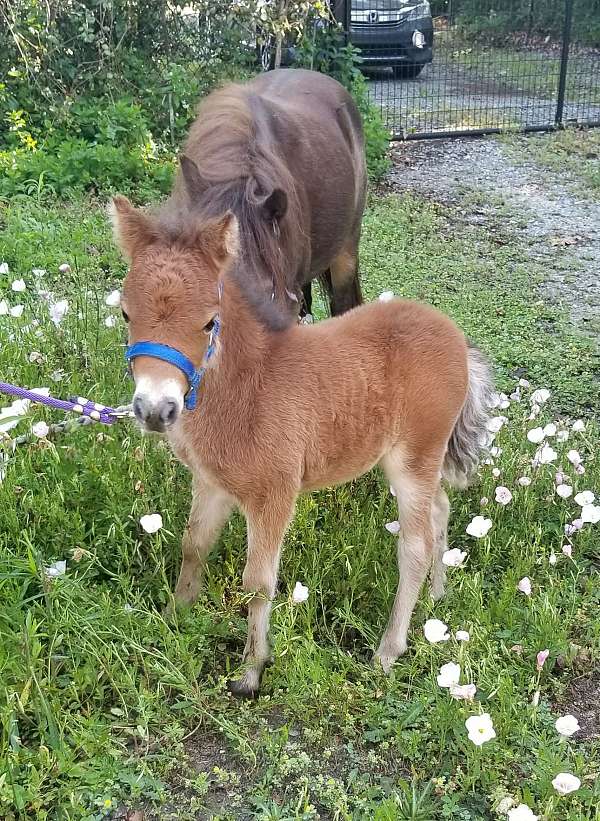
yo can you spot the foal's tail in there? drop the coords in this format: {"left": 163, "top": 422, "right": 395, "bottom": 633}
{"left": 443, "top": 343, "right": 495, "bottom": 489}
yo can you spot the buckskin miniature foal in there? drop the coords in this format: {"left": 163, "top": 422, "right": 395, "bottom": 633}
{"left": 112, "top": 200, "right": 493, "bottom": 697}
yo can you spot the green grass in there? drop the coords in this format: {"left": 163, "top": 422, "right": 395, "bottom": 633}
{"left": 1, "top": 188, "right": 599, "bottom": 819}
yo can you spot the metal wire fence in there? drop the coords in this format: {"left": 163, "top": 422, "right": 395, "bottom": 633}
{"left": 339, "top": 0, "right": 600, "bottom": 139}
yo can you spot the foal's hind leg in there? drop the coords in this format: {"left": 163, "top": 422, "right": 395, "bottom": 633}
{"left": 173, "top": 476, "right": 233, "bottom": 608}
{"left": 430, "top": 485, "right": 450, "bottom": 602}
{"left": 328, "top": 243, "right": 362, "bottom": 316}
{"left": 375, "top": 451, "right": 438, "bottom": 673}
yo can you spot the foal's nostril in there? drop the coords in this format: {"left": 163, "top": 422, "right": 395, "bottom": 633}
{"left": 159, "top": 398, "right": 178, "bottom": 426}
{"left": 133, "top": 394, "right": 149, "bottom": 422}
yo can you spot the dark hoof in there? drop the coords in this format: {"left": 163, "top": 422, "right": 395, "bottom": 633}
{"left": 227, "top": 678, "right": 259, "bottom": 700}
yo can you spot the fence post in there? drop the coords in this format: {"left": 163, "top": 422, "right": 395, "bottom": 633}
{"left": 555, "top": 0, "right": 575, "bottom": 126}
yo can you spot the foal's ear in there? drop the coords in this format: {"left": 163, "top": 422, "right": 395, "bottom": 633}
{"left": 202, "top": 212, "right": 239, "bottom": 267}
{"left": 179, "top": 154, "right": 207, "bottom": 201}
{"left": 260, "top": 188, "right": 287, "bottom": 223}
{"left": 109, "top": 195, "right": 159, "bottom": 261}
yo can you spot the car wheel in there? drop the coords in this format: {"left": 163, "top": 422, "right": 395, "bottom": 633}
{"left": 393, "top": 63, "right": 425, "bottom": 80}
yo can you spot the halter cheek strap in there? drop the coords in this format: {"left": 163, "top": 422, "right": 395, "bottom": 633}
{"left": 125, "top": 284, "right": 222, "bottom": 411}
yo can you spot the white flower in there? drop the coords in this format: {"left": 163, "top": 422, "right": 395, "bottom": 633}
{"left": 11, "top": 278, "right": 26, "bottom": 292}
{"left": 465, "top": 713, "right": 496, "bottom": 746}
{"left": 0, "top": 262, "right": 8, "bottom": 274}
{"left": 424, "top": 618, "right": 449, "bottom": 643}
{"left": 442, "top": 548, "right": 467, "bottom": 567}
{"left": 480, "top": 496, "right": 489, "bottom": 506}
{"left": 572, "top": 420, "right": 585, "bottom": 433}
{"left": 543, "top": 422, "right": 557, "bottom": 437}
{"left": 549, "top": 552, "right": 557, "bottom": 565}
{"left": 49, "top": 299, "right": 69, "bottom": 325}
{"left": 527, "top": 427, "right": 545, "bottom": 444}
{"left": 32, "top": 421, "right": 49, "bottom": 438}
{"left": 385, "top": 520, "right": 401, "bottom": 534}
{"left": 32, "top": 267, "right": 46, "bottom": 276}
{"left": 490, "top": 446, "right": 502, "bottom": 457}
{"left": 104, "top": 315, "right": 117, "bottom": 328}
{"left": 492, "top": 467, "right": 501, "bottom": 479}
{"left": 508, "top": 804, "right": 538, "bottom": 821}
{"left": 450, "top": 683, "right": 477, "bottom": 701}
{"left": 551, "top": 773, "right": 580, "bottom": 796}
{"left": 517, "top": 577, "right": 532, "bottom": 596}
{"left": 575, "top": 463, "right": 585, "bottom": 475}
{"left": 29, "top": 351, "right": 44, "bottom": 364}
{"left": 528, "top": 403, "right": 541, "bottom": 421}
{"left": 518, "top": 476, "right": 531, "bottom": 487}
{"left": 58, "top": 262, "right": 71, "bottom": 273}
{"left": 437, "top": 661, "right": 460, "bottom": 688}
{"left": 10, "top": 305, "right": 24, "bottom": 318}
{"left": 518, "top": 378, "right": 530, "bottom": 388}
{"left": 555, "top": 714, "right": 580, "bottom": 737}
{"left": 139, "top": 513, "right": 163, "bottom": 534}
{"left": 105, "top": 289, "right": 121, "bottom": 307}
{"left": 581, "top": 504, "right": 600, "bottom": 524}
{"left": 378, "top": 291, "right": 394, "bottom": 302}
{"left": 535, "top": 444, "right": 557, "bottom": 464}
{"left": 495, "top": 486, "right": 512, "bottom": 505}
{"left": 556, "top": 484, "right": 572, "bottom": 499}
{"left": 44, "top": 560, "right": 66, "bottom": 578}
{"left": 555, "top": 471, "right": 565, "bottom": 485}
{"left": 491, "top": 392, "right": 510, "bottom": 410}
{"left": 531, "top": 388, "right": 550, "bottom": 404}
{"left": 574, "top": 491, "right": 595, "bottom": 506}
{"left": 466, "top": 516, "right": 492, "bottom": 538}
{"left": 567, "top": 449, "right": 582, "bottom": 466}
{"left": 556, "top": 429, "right": 569, "bottom": 443}
{"left": 531, "top": 689, "right": 540, "bottom": 707}
{"left": 564, "top": 520, "right": 582, "bottom": 537}
{"left": 0, "top": 299, "right": 8, "bottom": 315}
{"left": 487, "top": 416, "right": 508, "bottom": 433}
{"left": 455, "top": 630, "right": 470, "bottom": 642}
{"left": 292, "top": 581, "right": 309, "bottom": 603}
{"left": 562, "top": 544, "right": 572, "bottom": 557}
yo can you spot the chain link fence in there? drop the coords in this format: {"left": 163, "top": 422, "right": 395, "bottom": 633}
{"left": 338, "top": 0, "right": 600, "bottom": 138}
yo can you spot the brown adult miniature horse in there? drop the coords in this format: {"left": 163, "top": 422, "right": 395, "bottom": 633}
{"left": 111, "top": 203, "right": 494, "bottom": 697}
{"left": 157, "top": 68, "right": 366, "bottom": 327}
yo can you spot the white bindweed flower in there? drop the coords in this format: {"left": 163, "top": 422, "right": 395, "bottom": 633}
{"left": 58, "top": 262, "right": 71, "bottom": 273}
{"left": 518, "top": 476, "right": 531, "bottom": 487}
{"left": 556, "top": 429, "right": 569, "bottom": 442}
{"left": 487, "top": 416, "right": 508, "bottom": 433}
{"left": 518, "top": 378, "right": 530, "bottom": 388}
{"left": 574, "top": 491, "right": 595, "bottom": 507}
{"left": 0, "top": 262, "right": 8, "bottom": 275}
{"left": 44, "top": 560, "right": 66, "bottom": 578}
{"left": 567, "top": 450, "right": 582, "bottom": 466}
{"left": 531, "top": 388, "right": 550, "bottom": 404}
{"left": 32, "top": 421, "right": 49, "bottom": 438}
{"left": 549, "top": 552, "right": 557, "bottom": 565}
{"left": 528, "top": 403, "right": 541, "bottom": 421}
{"left": 466, "top": 516, "right": 492, "bottom": 538}
{"left": 450, "top": 683, "right": 476, "bottom": 701}
{"left": 49, "top": 299, "right": 69, "bottom": 325}
{"left": 495, "top": 486, "right": 512, "bottom": 505}
{"left": 292, "top": 581, "right": 309, "bottom": 604}
{"left": 581, "top": 504, "right": 600, "bottom": 524}
{"left": 575, "top": 463, "right": 585, "bottom": 475}
{"left": 536, "top": 649, "right": 549, "bottom": 669}
{"left": 543, "top": 422, "right": 557, "bottom": 437}
{"left": 10, "top": 305, "right": 24, "bottom": 318}
{"left": 552, "top": 773, "right": 580, "bottom": 795}
{"left": 508, "top": 804, "right": 538, "bottom": 821}
{"left": 455, "top": 630, "right": 470, "bottom": 642}
{"left": 139, "top": 513, "right": 163, "bottom": 534}
{"left": 0, "top": 299, "right": 8, "bottom": 315}
{"left": 11, "top": 279, "right": 26, "bottom": 292}
{"left": 564, "top": 520, "right": 582, "bottom": 537}
{"left": 527, "top": 427, "right": 545, "bottom": 444}
{"left": 572, "top": 420, "right": 585, "bottom": 433}
{"left": 555, "top": 714, "right": 580, "bottom": 738}
{"left": 465, "top": 713, "right": 496, "bottom": 746}
{"left": 556, "top": 484, "right": 572, "bottom": 499}
{"left": 32, "top": 268, "right": 46, "bottom": 276}
{"left": 535, "top": 444, "right": 558, "bottom": 464}
{"left": 105, "top": 289, "right": 121, "bottom": 307}
{"left": 480, "top": 496, "right": 489, "bottom": 506}
{"left": 378, "top": 291, "right": 394, "bottom": 302}
{"left": 492, "top": 467, "right": 501, "bottom": 479}
{"left": 29, "top": 351, "right": 44, "bottom": 364}
{"left": 562, "top": 544, "right": 572, "bottom": 557}
{"left": 442, "top": 548, "right": 467, "bottom": 567}
{"left": 424, "top": 618, "right": 449, "bottom": 643}
{"left": 436, "top": 661, "right": 460, "bottom": 688}
{"left": 517, "top": 577, "right": 532, "bottom": 596}
{"left": 385, "top": 520, "right": 401, "bottom": 534}
{"left": 104, "top": 315, "right": 117, "bottom": 328}
{"left": 555, "top": 471, "right": 566, "bottom": 486}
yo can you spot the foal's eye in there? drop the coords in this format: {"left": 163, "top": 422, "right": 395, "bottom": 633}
{"left": 203, "top": 318, "right": 215, "bottom": 334}
{"left": 121, "top": 309, "right": 129, "bottom": 323}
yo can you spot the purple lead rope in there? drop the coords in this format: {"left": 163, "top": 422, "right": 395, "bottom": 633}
{"left": 0, "top": 381, "right": 132, "bottom": 426}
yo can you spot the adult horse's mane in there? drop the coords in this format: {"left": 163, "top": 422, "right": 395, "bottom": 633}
{"left": 157, "top": 82, "right": 306, "bottom": 329}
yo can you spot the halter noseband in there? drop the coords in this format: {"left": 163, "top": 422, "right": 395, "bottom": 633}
{"left": 125, "top": 283, "right": 222, "bottom": 411}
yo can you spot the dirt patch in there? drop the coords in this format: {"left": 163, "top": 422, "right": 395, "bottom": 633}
{"left": 384, "top": 135, "right": 600, "bottom": 339}
{"left": 559, "top": 671, "right": 600, "bottom": 741}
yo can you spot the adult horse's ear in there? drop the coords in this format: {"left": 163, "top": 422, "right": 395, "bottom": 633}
{"left": 261, "top": 188, "right": 287, "bottom": 223}
{"left": 179, "top": 154, "right": 206, "bottom": 201}
{"left": 109, "top": 195, "right": 158, "bottom": 261}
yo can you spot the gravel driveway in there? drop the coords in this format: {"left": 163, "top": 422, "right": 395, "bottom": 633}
{"left": 386, "top": 135, "right": 600, "bottom": 338}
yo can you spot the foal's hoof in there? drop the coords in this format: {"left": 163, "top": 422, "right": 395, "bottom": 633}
{"left": 227, "top": 677, "right": 260, "bottom": 700}
{"left": 373, "top": 652, "right": 396, "bottom": 676}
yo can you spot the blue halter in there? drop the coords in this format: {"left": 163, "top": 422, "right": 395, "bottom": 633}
{"left": 125, "top": 307, "right": 221, "bottom": 412}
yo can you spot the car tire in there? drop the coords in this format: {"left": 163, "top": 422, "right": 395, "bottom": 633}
{"left": 393, "top": 63, "right": 425, "bottom": 80}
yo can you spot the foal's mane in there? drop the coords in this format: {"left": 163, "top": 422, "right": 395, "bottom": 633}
{"left": 157, "top": 82, "right": 305, "bottom": 330}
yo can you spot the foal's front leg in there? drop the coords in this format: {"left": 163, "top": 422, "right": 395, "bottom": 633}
{"left": 228, "top": 494, "right": 296, "bottom": 698}
{"left": 173, "top": 476, "right": 234, "bottom": 608}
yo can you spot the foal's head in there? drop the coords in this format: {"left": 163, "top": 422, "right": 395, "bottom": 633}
{"left": 111, "top": 195, "right": 238, "bottom": 432}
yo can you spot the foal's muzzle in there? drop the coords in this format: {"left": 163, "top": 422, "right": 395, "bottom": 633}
{"left": 133, "top": 394, "right": 180, "bottom": 432}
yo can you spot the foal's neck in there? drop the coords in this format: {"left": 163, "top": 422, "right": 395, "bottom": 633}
{"left": 212, "top": 281, "right": 272, "bottom": 383}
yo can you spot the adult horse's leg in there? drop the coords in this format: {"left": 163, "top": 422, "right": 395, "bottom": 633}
{"left": 328, "top": 241, "right": 362, "bottom": 316}
{"left": 228, "top": 493, "right": 296, "bottom": 698}
{"left": 173, "top": 476, "right": 234, "bottom": 608}
{"left": 300, "top": 282, "right": 312, "bottom": 319}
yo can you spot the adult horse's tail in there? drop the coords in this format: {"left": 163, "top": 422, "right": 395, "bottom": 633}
{"left": 443, "top": 343, "right": 494, "bottom": 488}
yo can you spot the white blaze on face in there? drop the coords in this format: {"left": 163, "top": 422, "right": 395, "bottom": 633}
{"left": 134, "top": 373, "right": 185, "bottom": 408}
